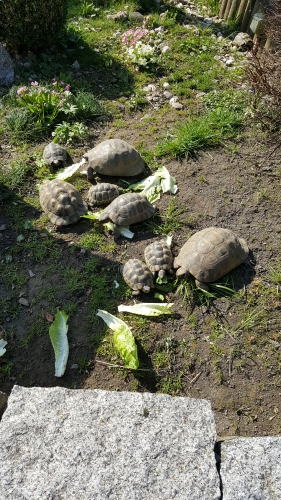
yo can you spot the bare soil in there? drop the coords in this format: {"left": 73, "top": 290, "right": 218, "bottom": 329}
{"left": 1, "top": 117, "right": 281, "bottom": 438}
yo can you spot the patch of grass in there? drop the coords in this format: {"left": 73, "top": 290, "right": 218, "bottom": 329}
{"left": 20, "top": 314, "right": 46, "bottom": 347}
{"left": 145, "top": 197, "right": 193, "bottom": 235}
{"left": 155, "top": 108, "right": 243, "bottom": 159}
{"left": 79, "top": 228, "right": 117, "bottom": 253}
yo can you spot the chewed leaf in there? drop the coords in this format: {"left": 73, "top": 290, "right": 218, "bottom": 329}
{"left": 0, "top": 339, "right": 7, "bottom": 356}
{"left": 49, "top": 309, "right": 69, "bottom": 377}
{"left": 118, "top": 303, "right": 174, "bottom": 316}
{"left": 97, "top": 310, "right": 139, "bottom": 369}
{"left": 82, "top": 210, "right": 103, "bottom": 220}
{"left": 55, "top": 158, "right": 86, "bottom": 180}
{"left": 128, "top": 166, "right": 178, "bottom": 202}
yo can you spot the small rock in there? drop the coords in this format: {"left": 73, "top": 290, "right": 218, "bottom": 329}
{"left": 70, "top": 364, "right": 79, "bottom": 370}
{"left": 196, "top": 92, "right": 206, "bottom": 98}
{"left": 71, "top": 60, "right": 80, "bottom": 71}
{"left": 0, "top": 225, "right": 6, "bottom": 231}
{"left": 225, "top": 57, "right": 235, "bottom": 66}
{"left": 161, "top": 45, "right": 170, "bottom": 54}
{"left": 19, "top": 298, "right": 29, "bottom": 307}
{"left": 217, "top": 32, "right": 223, "bottom": 37}
{"left": 170, "top": 102, "right": 184, "bottom": 110}
{"left": 163, "top": 82, "right": 170, "bottom": 88}
{"left": 204, "top": 18, "right": 213, "bottom": 24}
{"left": 163, "top": 91, "right": 173, "bottom": 99}
{"left": 129, "top": 12, "right": 144, "bottom": 22}
{"left": 169, "top": 96, "right": 179, "bottom": 104}
{"left": 155, "top": 26, "right": 165, "bottom": 34}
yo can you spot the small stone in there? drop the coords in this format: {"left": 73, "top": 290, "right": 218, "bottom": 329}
{"left": 204, "top": 18, "right": 213, "bottom": 24}
{"left": 163, "top": 82, "right": 170, "bottom": 88}
{"left": 217, "top": 32, "right": 223, "bottom": 37}
{"left": 225, "top": 57, "right": 235, "bottom": 66}
{"left": 129, "top": 12, "right": 144, "bottom": 22}
{"left": 170, "top": 102, "right": 184, "bottom": 110}
{"left": 163, "top": 91, "right": 173, "bottom": 99}
{"left": 161, "top": 45, "right": 170, "bottom": 54}
{"left": 70, "top": 364, "right": 79, "bottom": 370}
{"left": 155, "top": 26, "right": 165, "bottom": 34}
{"left": 19, "top": 298, "right": 29, "bottom": 307}
{"left": 196, "top": 92, "right": 206, "bottom": 98}
{"left": 169, "top": 96, "right": 179, "bottom": 104}
{"left": 71, "top": 60, "right": 80, "bottom": 71}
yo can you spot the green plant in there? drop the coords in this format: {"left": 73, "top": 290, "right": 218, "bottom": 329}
{"left": 5, "top": 108, "right": 39, "bottom": 141}
{"left": 155, "top": 108, "right": 243, "bottom": 159}
{"left": 74, "top": 92, "right": 106, "bottom": 118}
{"left": 52, "top": 121, "right": 88, "bottom": 144}
{"left": 15, "top": 80, "right": 74, "bottom": 128}
{"left": 0, "top": 0, "right": 67, "bottom": 52}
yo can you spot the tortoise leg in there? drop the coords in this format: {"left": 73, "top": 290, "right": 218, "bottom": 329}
{"left": 113, "top": 224, "right": 121, "bottom": 239}
{"left": 195, "top": 279, "right": 209, "bottom": 291}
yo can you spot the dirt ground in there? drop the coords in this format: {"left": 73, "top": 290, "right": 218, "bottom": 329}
{"left": 1, "top": 115, "right": 281, "bottom": 438}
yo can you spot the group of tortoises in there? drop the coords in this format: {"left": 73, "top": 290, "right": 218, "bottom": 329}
{"left": 40, "top": 138, "right": 249, "bottom": 293}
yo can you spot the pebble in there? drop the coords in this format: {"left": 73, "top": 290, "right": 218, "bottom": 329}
{"left": 161, "top": 45, "right": 170, "bottom": 54}
{"left": 163, "top": 91, "right": 173, "bottom": 99}
{"left": 163, "top": 82, "right": 170, "bottom": 88}
{"left": 170, "top": 102, "right": 184, "bottom": 110}
{"left": 70, "top": 364, "right": 79, "bottom": 370}
{"left": 169, "top": 96, "right": 179, "bottom": 104}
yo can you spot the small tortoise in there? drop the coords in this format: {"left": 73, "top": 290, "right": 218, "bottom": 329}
{"left": 173, "top": 227, "right": 249, "bottom": 290}
{"left": 83, "top": 139, "right": 146, "bottom": 180}
{"left": 87, "top": 183, "right": 122, "bottom": 207}
{"left": 43, "top": 143, "right": 71, "bottom": 173}
{"left": 122, "top": 259, "right": 154, "bottom": 295}
{"left": 39, "top": 179, "right": 88, "bottom": 226}
{"left": 99, "top": 192, "right": 156, "bottom": 237}
{"left": 144, "top": 240, "right": 174, "bottom": 279}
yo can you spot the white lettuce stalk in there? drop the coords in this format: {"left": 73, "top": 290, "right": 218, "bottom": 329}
{"left": 118, "top": 303, "right": 174, "bottom": 316}
{"left": 129, "top": 166, "right": 178, "bottom": 202}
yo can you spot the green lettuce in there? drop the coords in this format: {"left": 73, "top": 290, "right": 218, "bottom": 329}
{"left": 129, "top": 166, "right": 178, "bottom": 202}
{"left": 118, "top": 303, "right": 174, "bottom": 316}
{"left": 49, "top": 309, "right": 69, "bottom": 377}
{"left": 96, "top": 309, "right": 139, "bottom": 369}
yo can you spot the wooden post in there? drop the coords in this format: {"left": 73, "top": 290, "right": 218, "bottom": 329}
{"left": 237, "top": 0, "right": 248, "bottom": 20}
{"left": 228, "top": 0, "right": 241, "bottom": 19}
{"left": 241, "top": 0, "right": 256, "bottom": 31}
{"left": 219, "top": 0, "right": 229, "bottom": 18}
{"left": 224, "top": 0, "right": 234, "bottom": 19}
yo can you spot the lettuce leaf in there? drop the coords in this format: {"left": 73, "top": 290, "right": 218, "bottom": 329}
{"left": 96, "top": 309, "right": 139, "bottom": 369}
{"left": 0, "top": 339, "right": 7, "bottom": 356}
{"left": 118, "top": 303, "right": 174, "bottom": 316}
{"left": 82, "top": 212, "right": 134, "bottom": 238}
{"left": 129, "top": 166, "right": 178, "bottom": 202}
{"left": 55, "top": 158, "right": 86, "bottom": 180}
{"left": 49, "top": 309, "right": 69, "bottom": 377}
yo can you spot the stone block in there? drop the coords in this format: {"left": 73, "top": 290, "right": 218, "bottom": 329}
{"left": 0, "top": 386, "right": 220, "bottom": 500}
{"left": 220, "top": 436, "right": 281, "bottom": 499}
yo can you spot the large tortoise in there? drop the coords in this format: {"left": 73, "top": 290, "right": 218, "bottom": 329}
{"left": 39, "top": 179, "right": 87, "bottom": 226}
{"left": 122, "top": 259, "right": 154, "bottom": 295}
{"left": 173, "top": 227, "right": 249, "bottom": 290}
{"left": 144, "top": 240, "right": 174, "bottom": 279}
{"left": 99, "top": 192, "right": 156, "bottom": 237}
{"left": 83, "top": 139, "right": 146, "bottom": 180}
{"left": 43, "top": 143, "right": 71, "bottom": 173}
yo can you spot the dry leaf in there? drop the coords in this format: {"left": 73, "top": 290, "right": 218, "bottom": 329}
{"left": 19, "top": 298, "right": 29, "bottom": 306}
{"left": 46, "top": 312, "right": 54, "bottom": 323}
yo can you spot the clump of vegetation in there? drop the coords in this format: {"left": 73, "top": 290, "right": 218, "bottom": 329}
{"left": 0, "top": 0, "right": 67, "bottom": 53}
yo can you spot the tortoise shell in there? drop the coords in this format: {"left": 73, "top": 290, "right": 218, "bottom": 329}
{"left": 99, "top": 192, "right": 155, "bottom": 227}
{"left": 43, "top": 143, "right": 68, "bottom": 167}
{"left": 39, "top": 179, "right": 88, "bottom": 226}
{"left": 173, "top": 227, "right": 249, "bottom": 286}
{"left": 84, "top": 139, "right": 145, "bottom": 179}
{"left": 144, "top": 240, "right": 173, "bottom": 278}
{"left": 122, "top": 259, "right": 154, "bottom": 295}
{"left": 87, "top": 183, "right": 122, "bottom": 206}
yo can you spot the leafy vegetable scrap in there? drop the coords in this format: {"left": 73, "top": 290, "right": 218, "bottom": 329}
{"left": 49, "top": 309, "right": 69, "bottom": 377}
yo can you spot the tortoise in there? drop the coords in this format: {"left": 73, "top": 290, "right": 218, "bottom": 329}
{"left": 39, "top": 179, "right": 88, "bottom": 226}
{"left": 144, "top": 240, "right": 174, "bottom": 279}
{"left": 173, "top": 227, "right": 249, "bottom": 290}
{"left": 99, "top": 192, "right": 156, "bottom": 237}
{"left": 83, "top": 139, "right": 146, "bottom": 180}
{"left": 122, "top": 259, "right": 154, "bottom": 295}
{"left": 87, "top": 183, "right": 123, "bottom": 207}
{"left": 43, "top": 143, "right": 71, "bottom": 173}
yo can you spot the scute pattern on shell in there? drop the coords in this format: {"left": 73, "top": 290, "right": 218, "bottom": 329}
{"left": 144, "top": 240, "right": 173, "bottom": 275}
{"left": 39, "top": 179, "right": 88, "bottom": 226}
{"left": 43, "top": 143, "right": 67, "bottom": 166}
{"left": 122, "top": 259, "right": 154, "bottom": 292}
{"left": 87, "top": 183, "right": 121, "bottom": 206}
{"left": 99, "top": 192, "right": 155, "bottom": 227}
{"left": 84, "top": 139, "right": 145, "bottom": 178}
{"left": 173, "top": 227, "right": 249, "bottom": 283}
